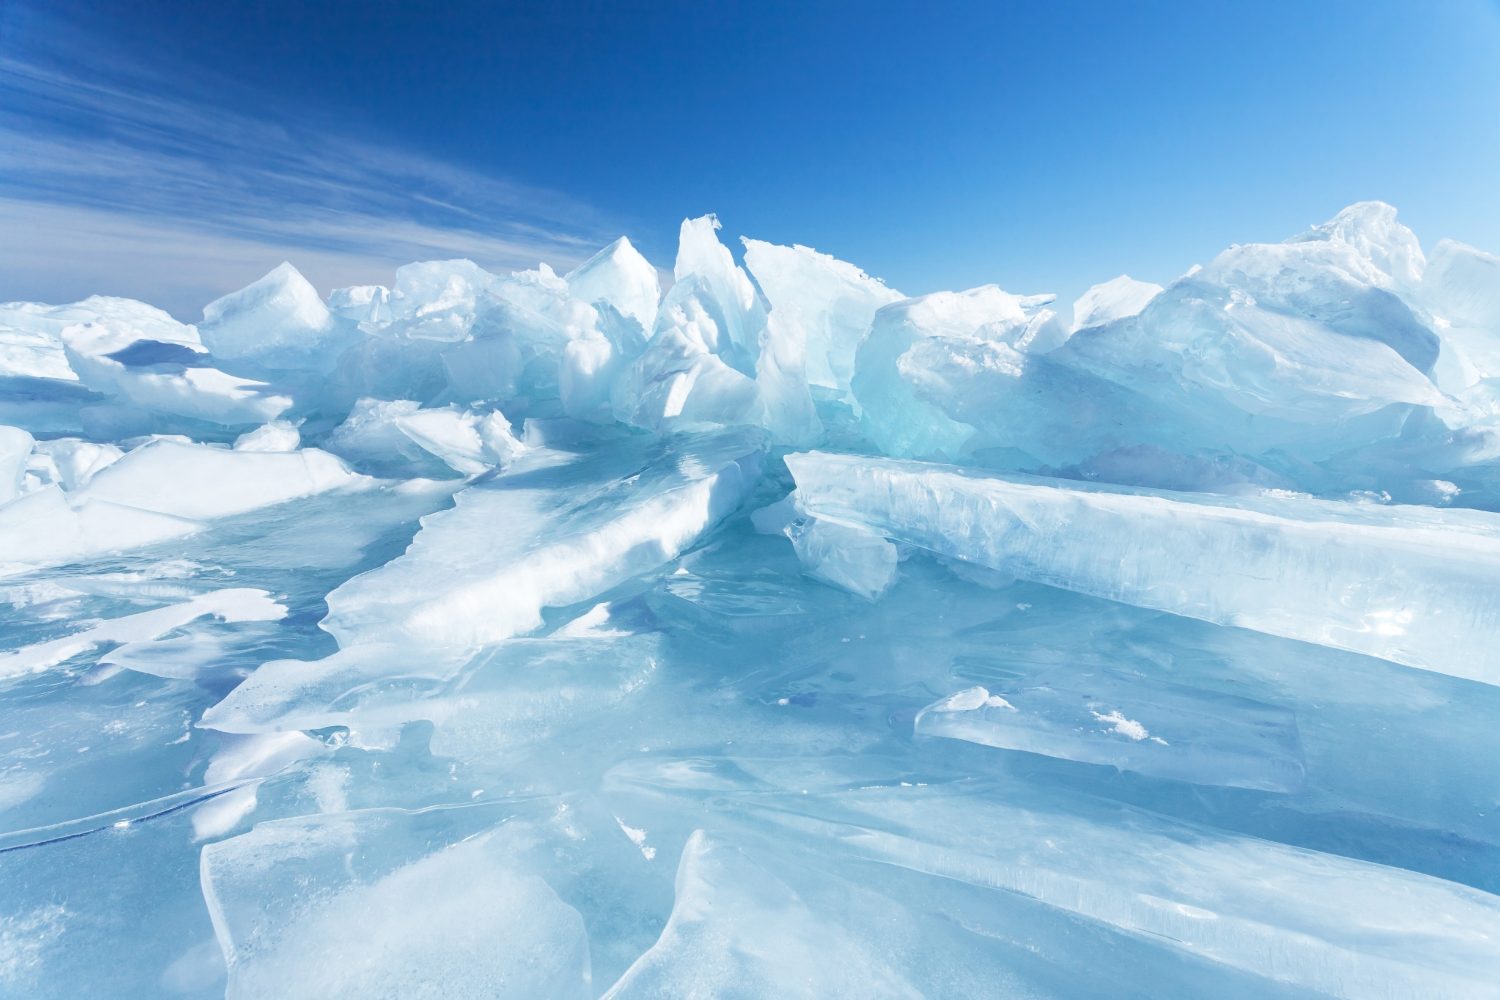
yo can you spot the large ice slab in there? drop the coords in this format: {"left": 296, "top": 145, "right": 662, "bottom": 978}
{"left": 321, "top": 428, "right": 764, "bottom": 648}
{"left": 603, "top": 831, "right": 925, "bottom": 999}
{"left": 200, "top": 429, "right": 761, "bottom": 741}
{"left": 200, "top": 809, "right": 592, "bottom": 999}
{"left": 744, "top": 779, "right": 1500, "bottom": 1000}
{"left": 787, "top": 451, "right": 1500, "bottom": 682}
{"left": 742, "top": 238, "right": 902, "bottom": 394}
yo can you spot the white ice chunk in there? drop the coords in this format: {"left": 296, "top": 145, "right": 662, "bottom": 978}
{"left": 1294, "top": 199, "right": 1426, "bottom": 290}
{"left": 377, "top": 259, "right": 501, "bottom": 343}
{"left": 28, "top": 438, "right": 123, "bottom": 490}
{"left": 852, "top": 286, "right": 1038, "bottom": 460}
{"left": 81, "top": 440, "right": 363, "bottom": 521}
{"left": 619, "top": 218, "right": 818, "bottom": 443}
{"left": 1070, "top": 274, "right": 1163, "bottom": 332}
{"left": 565, "top": 236, "right": 660, "bottom": 335}
{"left": 742, "top": 238, "right": 901, "bottom": 392}
{"left": 0, "top": 442, "right": 366, "bottom": 575}
{"left": 0, "top": 426, "right": 33, "bottom": 504}
{"left": 788, "top": 451, "right": 1500, "bottom": 683}
{"left": 233, "top": 421, "right": 301, "bottom": 453}
{"left": 0, "top": 295, "right": 200, "bottom": 383}
{"left": 61, "top": 323, "right": 293, "bottom": 427}
{"left": 390, "top": 405, "right": 525, "bottom": 476}
{"left": 1421, "top": 239, "right": 1500, "bottom": 393}
{"left": 326, "top": 399, "right": 523, "bottom": 476}
{"left": 192, "top": 731, "right": 326, "bottom": 841}
{"left": 0, "top": 485, "right": 197, "bottom": 577}
{"left": 199, "top": 263, "right": 350, "bottom": 370}
{"left": 785, "top": 515, "right": 898, "bottom": 601}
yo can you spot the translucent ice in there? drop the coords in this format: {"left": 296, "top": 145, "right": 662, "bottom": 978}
{"left": 741, "top": 238, "right": 902, "bottom": 394}
{"left": 0, "top": 425, "right": 32, "bottom": 503}
{"left": 1070, "top": 274, "right": 1163, "bottom": 331}
{"left": 199, "top": 263, "right": 352, "bottom": 371}
{"left": 327, "top": 399, "right": 524, "bottom": 477}
{"left": 321, "top": 427, "right": 763, "bottom": 648}
{"left": 200, "top": 810, "right": 591, "bottom": 999}
{"left": 5, "top": 203, "right": 1500, "bottom": 999}
{"left": 565, "top": 236, "right": 660, "bottom": 335}
{"left": 787, "top": 450, "right": 1500, "bottom": 682}
{"left": 619, "top": 217, "right": 818, "bottom": 443}
{"left": 784, "top": 515, "right": 899, "bottom": 600}
{"left": 603, "top": 831, "right": 923, "bottom": 999}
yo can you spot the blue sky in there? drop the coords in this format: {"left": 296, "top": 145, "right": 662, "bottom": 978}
{"left": 2, "top": 0, "right": 1498, "bottom": 316}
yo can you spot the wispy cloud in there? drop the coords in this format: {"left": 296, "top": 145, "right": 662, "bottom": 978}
{"left": 0, "top": 5, "right": 619, "bottom": 317}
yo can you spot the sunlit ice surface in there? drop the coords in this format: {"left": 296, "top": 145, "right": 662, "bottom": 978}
{"left": 4, "top": 206, "right": 1500, "bottom": 998}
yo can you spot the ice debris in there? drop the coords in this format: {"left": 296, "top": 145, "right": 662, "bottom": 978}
{"left": 2, "top": 202, "right": 1500, "bottom": 998}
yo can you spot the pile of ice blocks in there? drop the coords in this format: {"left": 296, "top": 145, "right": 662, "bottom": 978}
{"left": 3, "top": 203, "right": 1500, "bottom": 998}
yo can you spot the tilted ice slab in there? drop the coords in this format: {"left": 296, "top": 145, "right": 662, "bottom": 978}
{"left": 602, "top": 831, "right": 927, "bottom": 999}
{"left": 786, "top": 451, "right": 1500, "bottom": 682}
{"left": 321, "top": 428, "right": 764, "bottom": 649}
{"left": 201, "top": 430, "right": 763, "bottom": 738}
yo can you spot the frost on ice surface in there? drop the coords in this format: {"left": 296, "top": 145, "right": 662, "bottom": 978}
{"left": 6, "top": 202, "right": 1500, "bottom": 998}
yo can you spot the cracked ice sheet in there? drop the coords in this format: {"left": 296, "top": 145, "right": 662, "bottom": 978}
{"left": 607, "top": 759, "right": 1500, "bottom": 1000}
{"left": 786, "top": 451, "right": 1500, "bottom": 683}
{"left": 199, "top": 809, "right": 592, "bottom": 1000}
{"left": 200, "top": 430, "right": 761, "bottom": 740}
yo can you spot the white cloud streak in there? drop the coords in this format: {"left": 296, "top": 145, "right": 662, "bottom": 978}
{"left": 0, "top": 6, "right": 621, "bottom": 317}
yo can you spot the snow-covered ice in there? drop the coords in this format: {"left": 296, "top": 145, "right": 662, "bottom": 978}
{"left": 4, "top": 202, "right": 1500, "bottom": 998}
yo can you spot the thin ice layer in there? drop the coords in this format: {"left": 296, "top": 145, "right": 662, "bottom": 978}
{"left": 787, "top": 451, "right": 1500, "bottom": 682}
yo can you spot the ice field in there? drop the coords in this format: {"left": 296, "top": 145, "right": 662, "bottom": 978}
{"left": 3, "top": 203, "right": 1500, "bottom": 997}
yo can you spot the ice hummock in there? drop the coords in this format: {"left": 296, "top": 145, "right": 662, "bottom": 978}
{"left": 4, "top": 201, "right": 1500, "bottom": 999}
